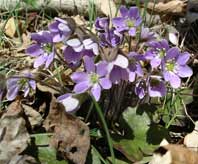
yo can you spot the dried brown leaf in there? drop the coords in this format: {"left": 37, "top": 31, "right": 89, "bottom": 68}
{"left": 22, "top": 104, "right": 43, "bottom": 128}
{"left": 0, "top": 100, "right": 30, "bottom": 163}
{"left": 44, "top": 96, "right": 90, "bottom": 164}
{"left": 145, "top": 0, "right": 187, "bottom": 16}
{"left": 150, "top": 143, "right": 198, "bottom": 164}
{"left": 184, "top": 121, "right": 198, "bottom": 152}
{"left": 8, "top": 155, "right": 37, "bottom": 164}
{"left": 4, "top": 17, "right": 16, "bottom": 38}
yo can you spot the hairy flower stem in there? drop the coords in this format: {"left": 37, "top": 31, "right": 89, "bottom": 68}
{"left": 92, "top": 96, "right": 115, "bottom": 164}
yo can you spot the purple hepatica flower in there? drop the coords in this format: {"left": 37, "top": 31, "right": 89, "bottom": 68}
{"left": 112, "top": 6, "right": 142, "bottom": 36}
{"left": 148, "top": 76, "right": 166, "bottom": 97}
{"left": 99, "top": 28, "right": 123, "bottom": 47}
{"left": 162, "top": 48, "right": 193, "bottom": 88}
{"left": 135, "top": 80, "right": 146, "bottom": 99}
{"left": 57, "top": 93, "right": 80, "bottom": 112}
{"left": 48, "top": 17, "right": 71, "bottom": 42}
{"left": 107, "top": 55, "right": 129, "bottom": 84}
{"left": 127, "top": 52, "right": 144, "bottom": 82}
{"left": 26, "top": 31, "right": 55, "bottom": 68}
{"left": 64, "top": 38, "right": 98, "bottom": 65}
{"left": 140, "top": 27, "right": 156, "bottom": 43}
{"left": 95, "top": 17, "right": 110, "bottom": 31}
{"left": 71, "top": 56, "right": 112, "bottom": 101}
{"left": 145, "top": 39, "right": 170, "bottom": 69}
{"left": 6, "top": 72, "right": 36, "bottom": 101}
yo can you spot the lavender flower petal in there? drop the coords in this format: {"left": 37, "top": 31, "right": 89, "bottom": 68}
{"left": 71, "top": 72, "right": 89, "bottom": 83}
{"left": 73, "top": 81, "right": 90, "bottom": 93}
{"left": 91, "top": 84, "right": 101, "bottom": 101}
{"left": 99, "top": 77, "right": 112, "bottom": 89}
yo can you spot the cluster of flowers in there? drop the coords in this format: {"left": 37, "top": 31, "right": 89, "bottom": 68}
{"left": 3, "top": 6, "right": 193, "bottom": 112}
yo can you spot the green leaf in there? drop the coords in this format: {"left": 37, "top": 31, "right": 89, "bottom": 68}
{"left": 112, "top": 106, "right": 170, "bottom": 162}
{"left": 91, "top": 146, "right": 102, "bottom": 164}
{"left": 180, "top": 88, "right": 193, "bottom": 105}
{"left": 22, "top": 0, "right": 37, "bottom": 8}
{"left": 32, "top": 133, "right": 67, "bottom": 164}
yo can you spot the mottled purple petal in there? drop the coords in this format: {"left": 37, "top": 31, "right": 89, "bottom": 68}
{"left": 73, "top": 44, "right": 84, "bottom": 52}
{"left": 91, "top": 84, "right": 101, "bottom": 101}
{"left": 177, "top": 65, "right": 193, "bottom": 77}
{"left": 110, "top": 66, "right": 129, "bottom": 84}
{"left": 73, "top": 81, "right": 90, "bottom": 93}
{"left": 23, "top": 84, "right": 30, "bottom": 97}
{"left": 120, "top": 6, "right": 128, "bottom": 17}
{"left": 95, "top": 17, "right": 109, "bottom": 31}
{"left": 99, "top": 78, "right": 112, "bottom": 89}
{"left": 96, "top": 62, "right": 108, "bottom": 77}
{"left": 29, "top": 80, "right": 36, "bottom": 90}
{"left": 176, "top": 52, "right": 190, "bottom": 65}
{"left": 160, "top": 39, "right": 169, "bottom": 50}
{"left": 48, "top": 22, "right": 59, "bottom": 32}
{"left": 129, "top": 27, "right": 136, "bottom": 36}
{"left": 114, "top": 55, "right": 129, "bottom": 68}
{"left": 136, "top": 64, "right": 143, "bottom": 76}
{"left": 128, "top": 7, "right": 139, "bottom": 19}
{"left": 135, "top": 81, "right": 145, "bottom": 99}
{"left": 64, "top": 47, "right": 82, "bottom": 63}
{"left": 164, "top": 71, "right": 181, "bottom": 88}
{"left": 45, "top": 52, "right": 54, "bottom": 68}
{"left": 58, "top": 23, "right": 70, "bottom": 32}
{"left": 151, "top": 57, "right": 161, "bottom": 68}
{"left": 71, "top": 72, "right": 89, "bottom": 83}
{"left": 7, "top": 85, "right": 19, "bottom": 101}
{"left": 66, "top": 38, "right": 81, "bottom": 47}
{"left": 148, "top": 80, "right": 166, "bottom": 97}
{"left": 7, "top": 78, "right": 19, "bottom": 88}
{"left": 52, "top": 33, "right": 65, "bottom": 42}
{"left": 129, "top": 71, "right": 135, "bottom": 82}
{"left": 84, "top": 56, "right": 95, "bottom": 73}
{"left": 34, "top": 54, "right": 47, "bottom": 68}
{"left": 112, "top": 17, "right": 126, "bottom": 27}
{"left": 26, "top": 44, "right": 44, "bottom": 57}
{"left": 166, "top": 47, "right": 179, "bottom": 60}
{"left": 58, "top": 93, "right": 79, "bottom": 112}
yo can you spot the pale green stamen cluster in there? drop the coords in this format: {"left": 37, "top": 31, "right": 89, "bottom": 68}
{"left": 17, "top": 78, "right": 28, "bottom": 89}
{"left": 90, "top": 73, "right": 99, "bottom": 84}
{"left": 126, "top": 20, "right": 134, "bottom": 28}
{"left": 166, "top": 62, "right": 175, "bottom": 72}
{"left": 43, "top": 43, "right": 52, "bottom": 53}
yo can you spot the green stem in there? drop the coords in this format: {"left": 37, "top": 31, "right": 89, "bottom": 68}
{"left": 92, "top": 97, "right": 115, "bottom": 164}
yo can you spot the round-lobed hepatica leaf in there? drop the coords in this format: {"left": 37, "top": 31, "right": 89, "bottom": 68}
{"left": 112, "top": 106, "right": 170, "bottom": 162}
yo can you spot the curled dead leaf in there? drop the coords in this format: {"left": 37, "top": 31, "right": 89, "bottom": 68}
{"left": 184, "top": 121, "right": 198, "bottom": 152}
{"left": 145, "top": 0, "right": 187, "bottom": 16}
{"left": 44, "top": 96, "right": 90, "bottom": 164}
{"left": 8, "top": 155, "right": 37, "bottom": 164}
{"left": 22, "top": 104, "right": 43, "bottom": 128}
{"left": 150, "top": 142, "right": 198, "bottom": 164}
{"left": 0, "top": 100, "right": 30, "bottom": 163}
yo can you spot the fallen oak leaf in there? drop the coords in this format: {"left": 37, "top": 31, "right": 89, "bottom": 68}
{"left": 44, "top": 96, "right": 90, "bottom": 164}
{"left": 150, "top": 140, "right": 198, "bottom": 164}
{"left": 0, "top": 100, "right": 30, "bottom": 163}
{"left": 22, "top": 104, "right": 43, "bottom": 128}
{"left": 184, "top": 121, "right": 198, "bottom": 152}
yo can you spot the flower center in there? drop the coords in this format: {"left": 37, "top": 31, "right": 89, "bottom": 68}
{"left": 126, "top": 20, "right": 134, "bottom": 28}
{"left": 90, "top": 73, "right": 99, "bottom": 84}
{"left": 17, "top": 78, "right": 28, "bottom": 89}
{"left": 166, "top": 62, "right": 175, "bottom": 71}
{"left": 159, "top": 49, "right": 165, "bottom": 58}
{"left": 43, "top": 43, "right": 53, "bottom": 53}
